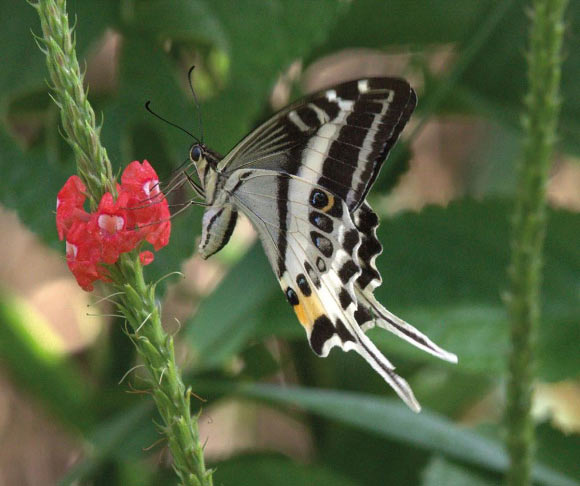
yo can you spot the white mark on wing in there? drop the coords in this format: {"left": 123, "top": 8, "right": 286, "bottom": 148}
{"left": 326, "top": 89, "right": 337, "bottom": 102}
{"left": 288, "top": 110, "right": 310, "bottom": 132}
{"left": 308, "top": 103, "right": 330, "bottom": 124}
{"left": 358, "top": 79, "right": 369, "bottom": 93}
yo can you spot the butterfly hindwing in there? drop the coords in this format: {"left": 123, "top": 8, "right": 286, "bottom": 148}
{"left": 351, "top": 203, "right": 458, "bottom": 363}
{"left": 227, "top": 170, "right": 422, "bottom": 411}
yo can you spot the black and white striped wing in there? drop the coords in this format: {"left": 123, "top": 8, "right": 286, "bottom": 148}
{"left": 216, "top": 77, "right": 456, "bottom": 411}
{"left": 219, "top": 77, "right": 416, "bottom": 212}
{"left": 227, "top": 170, "right": 420, "bottom": 410}
{"left": 226, "top": 168, "right": 457, "bottom": 412}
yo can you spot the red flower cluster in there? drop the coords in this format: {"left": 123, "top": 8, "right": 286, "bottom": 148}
{"left": 57, "top": 161, "right": 171, "bottom": 291}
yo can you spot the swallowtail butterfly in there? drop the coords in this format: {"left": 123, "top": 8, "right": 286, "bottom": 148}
{"left": 187, "top": 77, "right": 457, "bottom": 412}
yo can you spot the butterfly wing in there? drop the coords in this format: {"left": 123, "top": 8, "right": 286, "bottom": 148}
{"left": 209, "top": 77, "right": 456, "bottom": 410}
{"left": 219, "top": 77, "right": 416, "bottom": 212}
{"left": 225, "top": 169, "right": 422, "bottom": 411}
{"left": 351, "top": 202, "right": 458, "bottom": 363}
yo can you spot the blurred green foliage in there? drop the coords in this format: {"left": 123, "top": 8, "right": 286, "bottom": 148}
{"left": 0, "top": 0, "right": 578, "bottom": 485}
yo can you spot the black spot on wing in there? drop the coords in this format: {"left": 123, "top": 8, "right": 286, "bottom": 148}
{"left": 328, "top": 137, "right": 360, "bottom": 163}
{"left": 310, "top": 189, "right": 329, "bottom": 209}
{"left": 335, "top": 319, "right": 355, "bottom": 343}
{"left": 343, "top": 229, "right": 360, "bottom": 255}
{"left": 334, "top": 82, "right": 360, "bottom": 100}
{"left": 285, "top": 287, "right": 299, "bottom": 306}
{"left": 356, "top": 204, "right": 379, "bottom": 229}
{"left": 354, "top": 306, "right": 373, "bottom": 327}
{"left": 296, "top": 273, "right": 312, "bottom": 297}
{"left": 353, "top": 203, "right": 383, "bottom": 290}
{"left": 309, "top": 211, "right": 333, "bottom": 233}
{"left": 311, "top": 98, "right": 340, "bottom": 120}
{"left": 325, "top": 197, "right": 343, "bottom": 218}
{"left": 304, "top": 261, "right": 321, "bottom": 288}
{"left": 346, "top": 112, "right": 375, "bottom": 129}
{"left": 338, "top": 288, "right": 353, "bottom": 309}
{"left": 338, "top": 260, "right": 359, "bottom": 284}
{"left": 310, "top": 315, "right": 336, "bottom": 356}
{"left": 320, "top": 138, "right": 359, "bottom": 201}
{"left": 359, "top": 235, "right": 382, "bottom": 263}
{"left": 357, "top": 270, "right": 381, "bottom": 291}
{"left": 296, "top": 105, "right": 323, "bottom": 128}
{"left": 311, "top": 231, "right": 333, "bottom": 258}
{"left": 316, "top": 257, "right": 327, "bottom": 272}
{"left": 354, "top": 100, "right": 385, "bottom": 114}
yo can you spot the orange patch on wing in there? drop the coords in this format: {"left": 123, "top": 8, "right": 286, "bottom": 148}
{"left": 293, "top": 293, "right": 325, "bottom": 332}
{"left": 321, "top": 193, "right": 335, "bottom": 213}
{"left": 294, "top": 303, "right": 308, "bottom": 327}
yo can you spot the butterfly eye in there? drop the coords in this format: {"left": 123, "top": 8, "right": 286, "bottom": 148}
{"left": 190, "top": 145, "right": 203, "bottom": 162}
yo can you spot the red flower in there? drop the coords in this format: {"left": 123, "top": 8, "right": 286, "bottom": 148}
{"left": 56, "top": 175, "right": 90, "bottom": 240}
{"left": 65, "top": 220, "right": 109, "bottom": 291}
{"left": 139, "top": 251, "right": 154, "bottom": 265}
{"left": 56, "top": 161, "right": 171, "bottom": 291}
{"left": 121, "top": 160, "right": 171, "bottom": 250}
{"left": 90, "top": 191, "right": 139, "bottom": 264}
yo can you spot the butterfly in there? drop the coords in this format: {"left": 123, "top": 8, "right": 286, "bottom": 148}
{"left": 186, "top": 77, "right": 457, "bottom": 412}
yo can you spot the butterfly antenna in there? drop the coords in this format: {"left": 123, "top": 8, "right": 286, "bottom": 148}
{"left": 187, "top": 65, "right": 205, "bottom": 144}
{"left": 145, "top": 101, "right": 201, "bottom": 143}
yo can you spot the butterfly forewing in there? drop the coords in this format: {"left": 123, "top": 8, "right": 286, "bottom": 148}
{"left": 219, "top": 78, "right": 416, "bottom": 212}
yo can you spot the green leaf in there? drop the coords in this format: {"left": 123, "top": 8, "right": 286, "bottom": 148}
{"left": 319, "top": 423, "right": 430, "bottom": 485}
{"left": 422, "top": 456, "right": 496, "bottom": 486}
{"left": 236, "top": 383, "right": 578, "bottom": 486}
{"left": 0, "top": 131, "right": 72, "bottom": 246}
{"left": 311, "top": 0, "right": 496, "bottom": 53}
{"left": 213, "top": 453, "right": 358, "bottom": 486}
{"left": 129, "top": 0, "right": 229, "bottom": 48}
{"left": 185, "top": 244, "right": 274, "bottom": 368}
{"left": 179, "top": 0, "right": 347, "bottom": 152}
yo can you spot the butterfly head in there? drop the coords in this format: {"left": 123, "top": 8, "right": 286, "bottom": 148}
{"left": 189, "top": 143, "right": 222, "bottom": 169}
{"left": 189, "top": 143, "right": 205, "bottom": 164}
{"left": 189, "top": 142, "right": 224, "bottom": 200}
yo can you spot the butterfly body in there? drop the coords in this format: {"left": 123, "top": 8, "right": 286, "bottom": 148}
{"left": 188, "top": 77, "right": 457, "bottom": 412}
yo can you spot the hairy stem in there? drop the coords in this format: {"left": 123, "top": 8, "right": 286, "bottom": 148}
{"left": 33, "top": 1, "right": 213, "bottom": 484}
{"left": 34, "top": 0, "right": 114, "bottom": 207}
{"left": 505, "top": 1, "right": 568, "bottom": 485}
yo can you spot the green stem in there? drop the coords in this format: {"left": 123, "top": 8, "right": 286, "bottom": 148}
{"left": 112, "top": 255, "right": 213, "bottom": 486}
{"left": 32, "top": 1, "right": 213, "bottom": 484}
{"left": 505, "top": 1, "right": 567, "bottom": 486}
{"left": 33, "top": 0, "right": 114, "bottom": 207}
